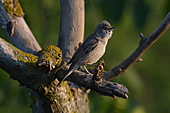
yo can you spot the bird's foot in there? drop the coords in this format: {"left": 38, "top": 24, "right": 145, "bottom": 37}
{"left": 83, "top": 66, "right": 93, "bottom": 75}
{"left": 87, "top": 72, "right": 93, "bottom": 75}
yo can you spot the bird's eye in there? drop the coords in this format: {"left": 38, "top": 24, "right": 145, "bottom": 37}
{"left": 103, "top": 26, "right": 107, "bottom": 30}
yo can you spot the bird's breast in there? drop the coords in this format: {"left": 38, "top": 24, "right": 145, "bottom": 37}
{"left": 83, "top": 42, "right": 106, "bottom": 64}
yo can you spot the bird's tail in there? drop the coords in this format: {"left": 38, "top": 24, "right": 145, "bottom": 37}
{"left": 57, "top": 62, "right": 79, "bottom": 86}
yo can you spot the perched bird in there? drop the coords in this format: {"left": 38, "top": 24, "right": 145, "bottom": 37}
{"left": 58, "top": 20, "right": 116, "bottom": 86}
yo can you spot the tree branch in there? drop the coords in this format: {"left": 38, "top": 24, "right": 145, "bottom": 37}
{"left": 102, "top": 11, "right": 170, "bottom": 80}
{"left": 0, "top": 0, "right": 90, "bottom": 112}
{"left": 55, "top": 12, "right": 170, "bottom": 98}
{"left": 0, "top": 38, "right": 40, "bottom": 87}
{"left": 58, "top": 0, "right": 84, "bottom": 62}
{"left": 0, "top": 0, "right": 41, "bottom": 54}
{"left": 0, "top": 1, "right": 169, "bottom": 112}
{"left": 56, "top": 60, "right": 128, "bottom": 99}
{"left": 0, "top": 38, "right": 128, "bottom": 99}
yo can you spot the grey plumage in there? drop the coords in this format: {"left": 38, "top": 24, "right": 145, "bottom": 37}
{"left": 57, "top": 20, "right": 115, "bottom": 86}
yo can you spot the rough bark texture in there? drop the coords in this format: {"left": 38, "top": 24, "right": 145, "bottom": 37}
{"left": 102, "top": 11, "right": 170, "bottom": 80}
{"left": 0, "top": 0, "right": 170, "bottom": 113}
{"left": 6, "top": 17, "right": 41, "bottom": 54}
{"left": 57, "top": 0, "right": 90, "bottom": 112}
{"left": 0, "top": 1, "right": 41, "bottom": 54}
{"left": 0, "top": 38, "right": 90, "bottom": 113}
{"left": 58, "top": 0, "right": 84, "bottom": 62}
{"left": 1, "top": 0, "right": 90, "bottom": 113}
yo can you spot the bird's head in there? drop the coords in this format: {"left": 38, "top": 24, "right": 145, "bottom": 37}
{"left": 95, "top": 20, "right": 116, "bottom": 39}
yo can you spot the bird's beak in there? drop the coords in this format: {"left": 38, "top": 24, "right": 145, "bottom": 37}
{"left": 109, "top": 28, "right": 116, "bottom": 31}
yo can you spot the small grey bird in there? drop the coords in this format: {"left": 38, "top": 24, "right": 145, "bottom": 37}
{"left": 58, "top": 20, "right": 115, "bottom": 86}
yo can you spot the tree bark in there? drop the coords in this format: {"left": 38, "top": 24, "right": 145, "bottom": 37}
{"left": 57, "top": 0, "right": 90, "bottom": 113}
{"left": 0, "top": 38, "right": 127, "bottom": 113}
{"left": 0, "top": 0, "right": 170, "bottom": 113}
{"left": 58, "top": 0, "right": 84, "bottom": 62}
{"left": 7, "top": 17, "right": 41, "bottom": 54}
{"left": 1, "top": 0, "right": 90, "bottom": 113}
{"left": 0, "top": 0, "right": 41, "bottom": 54}
{"left": 103, "top": 11, "right": 170, "bottom": 80}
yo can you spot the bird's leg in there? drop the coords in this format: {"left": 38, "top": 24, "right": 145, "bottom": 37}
{"left": 83, "top": 66, "right": 93, "bottom": 75}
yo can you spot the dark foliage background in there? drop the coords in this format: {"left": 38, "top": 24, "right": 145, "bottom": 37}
{"left": 0, "top": 0, "right": 170, "bottom": 113}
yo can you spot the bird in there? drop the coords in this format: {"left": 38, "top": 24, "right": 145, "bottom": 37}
{"left": 57, "top": 20, "right": 116, "bottom": 86}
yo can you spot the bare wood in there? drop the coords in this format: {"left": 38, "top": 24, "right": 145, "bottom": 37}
{"left": 57, "top": 1, "right": 92, "bottom": 113}
{"left": 0, "top": 38, "right": 128, "bottom": 99}
{"left": 1, "top": 0, "right": 89, "bottom": 113}
{"left": 0, "top": 38, "right": 128, "bottom": 113}
{"left": 0, "top": 39, "right": 84, "bottom": 113}
{"left": 56, "top": 60, "right": 128, "bottom": 99}
{"left": 0, "top": 0, "right": 41, "bottom": 54}
{"left": 103, "top": 11, "right": 170, "bottom": 80}
{"left": 58, "top": 0, "right": 84, "bottom": 62}
{"left": 0, "top": 38, "right": 38, "bottom": 85}
{"left": 7, "top": 17, "right": 41, "bottom": 54}
{"left": 0, "top": 0, "right": 169, "bottom": 112}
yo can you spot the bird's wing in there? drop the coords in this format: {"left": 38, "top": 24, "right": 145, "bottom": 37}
{"left": 68, "top": 34, "right": 99, "bottom": 64}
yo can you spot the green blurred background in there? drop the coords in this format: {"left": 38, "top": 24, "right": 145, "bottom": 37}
{"left": 0, "top": 0, "right": 170, "bottom": 113}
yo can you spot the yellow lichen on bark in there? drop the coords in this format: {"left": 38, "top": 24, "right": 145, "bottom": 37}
{"left": 5, "top": 39, "right": 63, "bottom": 72}
{"left": 37, "top": 45, "right": 63, "bottom": 72}
{"left": 10, "top": 43, "right": 38, "bottom": 70}
{"left": 4, "top": 0, "right": 24, "bottom": 17}
{"left": 37, "top": 45, "right": 62, "bottom": 67}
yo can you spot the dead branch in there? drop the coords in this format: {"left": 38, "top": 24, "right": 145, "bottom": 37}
{"left": 0, "top": 0, "right": 41, "bottom": 54}
{"left": 102, "top": 11, "right": 170, "bottom": 80}
{"left": 0, "top": 38, "right": 128, "bottom": 99}
{"left": 0, "top": 0, "right": 170, "bottom": 112}
{"left": 58, "top": 0, "right": 84, "bottom": 62}
{"left": 56, "top": 60, "right": 128, "bottom": 99}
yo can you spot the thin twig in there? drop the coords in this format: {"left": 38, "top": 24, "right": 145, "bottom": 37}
{"left": 103, "top": 11, "right": 170, "bottom": 80}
